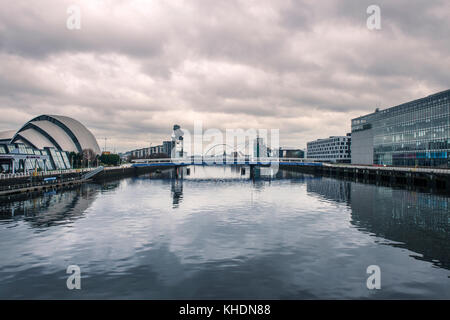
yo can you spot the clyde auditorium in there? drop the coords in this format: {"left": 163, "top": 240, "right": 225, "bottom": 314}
{"left": 0, "top": 115, "right": 101, "bottom": 174}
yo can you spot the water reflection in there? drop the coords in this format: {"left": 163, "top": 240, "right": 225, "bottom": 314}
{"left": 0, "top": 184, "right": 103, "bottom": 229}
{"left": 303, "top": 176, "right": 450, "bottom": 270}
{"left": 306, "top": 177, "right": 352, "bottom": 204}
{"left": 350, "top": 183, "right": 450, "bottom": 270}
{"left": 0, "top": 166, "right": 448, "bottom": 299}
{"left": 171, "top": 178, "right": 183, "bottom": 208}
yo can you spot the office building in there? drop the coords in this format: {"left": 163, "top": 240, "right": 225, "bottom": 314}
{"left": 307, "top": 135, "right": 351, "bottom": 163}
{"left": 351, "top": 89, "right": 450, "bottom": 167}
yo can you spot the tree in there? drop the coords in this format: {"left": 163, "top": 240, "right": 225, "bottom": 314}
{"left": 99, "top": 153, "right": 120, "bottom": 166}
{"left": 82, "top": 149, "right": 97, "bottom": 167}
{"left": 68, "top": 152, "right": 83, "bottom": 168}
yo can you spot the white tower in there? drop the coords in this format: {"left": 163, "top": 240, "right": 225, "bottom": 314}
{"left": 171, "top": 125, "right": 184, "bottom": 158}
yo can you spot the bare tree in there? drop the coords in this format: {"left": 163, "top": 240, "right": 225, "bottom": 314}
{"left": 82, "top": 148, "right": 97, "bottom": 167}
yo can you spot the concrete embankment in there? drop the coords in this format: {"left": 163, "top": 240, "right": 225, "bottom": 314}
{"left": 91, "top": 165, "right": 175, "bottom": 181}
{"left": 0, "top": 165, "right": 175, "bottom": 198}
{"left": 280, "top": 164, "right": 450, "bottom": 193}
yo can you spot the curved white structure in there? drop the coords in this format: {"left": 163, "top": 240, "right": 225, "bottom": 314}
{"left": 11, "top": 115, "right": 101, "bottom": 155}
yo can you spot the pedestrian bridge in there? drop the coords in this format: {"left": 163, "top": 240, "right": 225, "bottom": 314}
{"left": 131, "top": 157, "right": 322, "bottom": 167}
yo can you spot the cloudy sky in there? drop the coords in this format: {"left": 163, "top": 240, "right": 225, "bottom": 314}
{"left": 0, "top": 0, "right": 449, "bottom": 152}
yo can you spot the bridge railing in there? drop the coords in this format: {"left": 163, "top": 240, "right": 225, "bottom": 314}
{"left": 82, "top": 166, "right": 105, "bottom": 180}
{"left": 131, "top": 157, "right": 320, "bottom": 165}
{"left": 132, "top": 158, "right": 174, "bottom": 164}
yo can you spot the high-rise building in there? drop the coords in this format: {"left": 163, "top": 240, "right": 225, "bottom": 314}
{"left": 351, "top": 89, "right": 450, "bottom": 167}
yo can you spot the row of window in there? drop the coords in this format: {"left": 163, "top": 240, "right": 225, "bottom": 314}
{"left": 308, "top": 154, "right": 350, "bottom": 159}
{"left": 0, "top": 143, "right": 71, "bottom": 171}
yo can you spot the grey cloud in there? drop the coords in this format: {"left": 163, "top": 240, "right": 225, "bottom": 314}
{"left": 0, "top": 0, "right": 449, "bottom": 152}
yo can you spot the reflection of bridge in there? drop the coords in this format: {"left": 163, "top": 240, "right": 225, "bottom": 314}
{"left": 131, "top": 157, "right": 322, "bottom": 167}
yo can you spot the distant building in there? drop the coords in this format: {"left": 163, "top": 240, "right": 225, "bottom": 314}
{"left": 126, "top": 140, "right": 173, "bottom": 160}
{"left": 307, "top": 134, "right": 351, "bottom": 163}
{"left": 253, "top": 137, "right": 268, "bottom": 159}
{"left": 163, "top": 141, "right": 174, "bottom": 157}
{"left": 351, "top": 89, "right": 450, "bottom": 167}
{"left": 279, "top": 148, "right": 305, "bottom": 158}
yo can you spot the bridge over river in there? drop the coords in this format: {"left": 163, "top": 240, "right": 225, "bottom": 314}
{"left": 131, "top": 157, "right": 321, "bottom": 167}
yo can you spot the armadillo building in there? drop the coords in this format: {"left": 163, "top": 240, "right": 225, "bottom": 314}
{"left": 0, "top": 115, "right": 101, "bottom": 173}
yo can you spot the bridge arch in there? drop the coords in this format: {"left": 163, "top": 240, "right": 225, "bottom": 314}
{"left": 203, "top": 144, "right": 238, "bottom": 157}
{"left": 202, "top": 141, "right": 253, "bottom": 157}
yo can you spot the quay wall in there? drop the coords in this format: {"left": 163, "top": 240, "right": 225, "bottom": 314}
{"left": 0, "top": 165, "right": 175, "bottom": 198}
{"left": 279, "top": 164, "right": 450, "bottom": 193}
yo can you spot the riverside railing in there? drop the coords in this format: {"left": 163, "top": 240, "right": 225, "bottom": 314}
{"left": 321, "top": 163, "right": 450, "bottom": 175}
{"left": 0, "top": 164, "right": 135, "bottom": 181}
{"left": 0, "top": 175, "right": 84, "bottom": 192}
{"left": 0, "top": 167, "right": 96, "bottom": 181}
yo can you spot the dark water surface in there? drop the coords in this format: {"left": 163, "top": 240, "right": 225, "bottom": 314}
{"left": 0, "top": 166, "right": 449, "bottom": 299}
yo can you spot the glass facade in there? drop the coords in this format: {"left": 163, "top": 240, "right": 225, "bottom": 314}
{"left": 48, "top": 147, "right": 69, "bottom": 170}
{"left": 0, "top": 143, "right": 70, "bottom": 173}
{"left": 41, "top": 149, "right": 55, "bottom": 171}
{"left": 352, "top": 89, "right": 450, "bottom": 167}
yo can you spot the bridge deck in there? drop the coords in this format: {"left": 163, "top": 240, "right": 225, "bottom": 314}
{"left": 131, "top": 158, "right": 322, "bottom": 167}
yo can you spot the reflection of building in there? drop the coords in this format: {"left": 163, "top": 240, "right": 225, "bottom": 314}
{"left": 0, "top": 183, "right": 103, "bottom": 227}
{"left": 350, "top": 183, "right": 450, "bottom": 269}
{"left": 171, "top": 178, "right": 183, "bottom": 208}
{"left": 307, "top": 134, "right": 351, "bottom": 163}
{"left": 0, "top": 115, "right": 101, "bottom": 173}
{"left": 304, "top": 177, "right": 450, "bottom": 270}
{"left": 306, "top": 177, "right": 351, "bottom": 203}
{"left": 351, "top": 89, "right": 450, "bottom": 167}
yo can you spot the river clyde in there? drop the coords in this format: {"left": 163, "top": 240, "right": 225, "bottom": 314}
{"left": 0, "top": 166, "right": 449, "bottom": 299}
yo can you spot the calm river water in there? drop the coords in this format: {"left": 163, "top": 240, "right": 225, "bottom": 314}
{"left": 0, "top": 166, "right": 449, "bottom": 299}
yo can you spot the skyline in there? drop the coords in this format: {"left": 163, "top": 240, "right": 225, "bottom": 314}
{"left": 1, "top": 0, "right": 449, "bottom": 152}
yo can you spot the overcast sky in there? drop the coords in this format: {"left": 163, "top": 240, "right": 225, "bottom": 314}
{"left": 1, "top": 0, "right": 449, "bottom": 152}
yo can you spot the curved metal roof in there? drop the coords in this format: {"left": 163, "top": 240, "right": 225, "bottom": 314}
{"left": 28, "top": 120, "right": 78, "bottom": 152}
{"left": 49, "top": 115, "right": 101, "bottom": 154}
{"left": 15, "top": 128, "right": 57, "bottom": 150}
{"left": 0, "top": 130, "right": 16, "bottom": 141}
{"left": 11, "top": 115, "right": 101, "bottom": 155}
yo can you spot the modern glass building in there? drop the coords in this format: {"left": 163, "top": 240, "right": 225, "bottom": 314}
{"left": 351, "top": 89, "right": 450, "bottom": 167}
